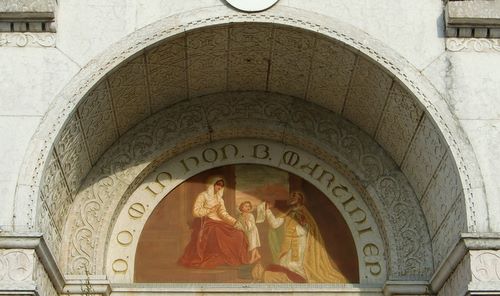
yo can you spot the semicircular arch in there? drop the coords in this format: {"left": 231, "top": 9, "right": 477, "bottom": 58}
{"left": 16, "top": 5, "right": 485, "bottom": 287}
{"left": 61, "top": 92, "right": 432, "bottom": 284}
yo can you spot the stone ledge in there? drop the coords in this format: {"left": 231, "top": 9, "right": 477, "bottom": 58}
{"left": 0, "top": 0, "right": 55, "bottom": 13}
{"left": 0, "top": 0, "right": 55, "bottom": 33}
{"left": 382, "top": 281, "right": 429, "bottom": 296}
{"left": 446, "top": 38, "right": 500, "bottom": 52}
{"left": 0, "top": 233, "right": 64, "bottom": 292}
{"left": 446, "top": 1, "right": 500, "bottom": 38}
{"left": 431, "top": 233, "right": 500, "bottom": 293}
{"left": 447, "top": 1, "right": 500, "bottom": 26}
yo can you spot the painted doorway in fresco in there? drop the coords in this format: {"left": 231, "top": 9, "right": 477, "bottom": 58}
{"left": 135, "top": 164, "right": 358, "bottom": 283}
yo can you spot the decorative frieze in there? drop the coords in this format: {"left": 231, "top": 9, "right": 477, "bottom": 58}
{"left": 0, "top": 249, "right": 34, "bottom": 283}
{"left": 0, "top": 32, "right": 55, "bottom": 47}
{"left": 447, "top": 38, "right": 500, "bottom": 52}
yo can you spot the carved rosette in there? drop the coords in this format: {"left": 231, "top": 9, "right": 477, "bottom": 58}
{"left": 471, "top": 250, "right": 500, "bottom": 282}
{"left": 0, "top": 33, "right": 55, "bottom": 47}
{"left": 0, "top": 249, "right": 35, "bottom": 286}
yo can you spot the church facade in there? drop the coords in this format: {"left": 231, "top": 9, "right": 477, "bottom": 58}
{"left": 1, "top": 0, "right": 500, "bottom": 295}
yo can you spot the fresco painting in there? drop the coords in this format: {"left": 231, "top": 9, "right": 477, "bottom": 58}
{"left": 135, "top": 164, "right": 358, "bottom": 283}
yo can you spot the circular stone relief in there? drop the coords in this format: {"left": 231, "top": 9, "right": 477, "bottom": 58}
{"left": 225, "top": 0, "right": 279, "bottom": 12}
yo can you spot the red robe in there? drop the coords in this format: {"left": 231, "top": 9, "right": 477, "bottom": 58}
{"left": 178, "top": 218, "right": 250, "bottom": 268}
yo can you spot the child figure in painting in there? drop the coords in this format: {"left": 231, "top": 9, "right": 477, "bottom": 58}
{"left": 238, "top": 201, "right": 262, "bottom": 263}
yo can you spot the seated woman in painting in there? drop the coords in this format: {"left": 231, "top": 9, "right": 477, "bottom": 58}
{"left": 178, "top": 176, "right": 250, "bottom": 268}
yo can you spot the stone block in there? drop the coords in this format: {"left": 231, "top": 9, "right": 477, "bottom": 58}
{"left": 227, "top": 24, "right": 272, "bottom": 92}
{"left": 187, "top": 27, "right": 228, "bottom": 97}
{"left": 421, "top": 152, "right": 462, "bottom": 236}
{"left": 78, "top": 81, "right": 119, "bottom": 164}
{"left": 401, "top": 115, "right": 447, "bottom": 200}
{"left": 307, "top": 38, "right": 356, "bottom": 114}
{"left": 447, "top": 0, "right": 500, "bottom": 26}
{"left": 268, "top": 27, "right": 315, "bottom": 98}
{"left": 432, "top": 196, "right": 468, "bottom": 268}
{"left": 55, "top": 113, "right": 92, "bottom": 196}
{"left": 376, "top": 84, "right": 424, "bottom": 165}
{"left": 490, "top": 28, "right": 500, "bottom": 38}
{"left": 438, "top": 254, "right": 471, "bottom": 296}
{"left": 0, "top": 249, "right": 35, "bottom": 284}
{"left": 108, "top": 55, "right": 151, "bottom": 135}
{"left": 33, "top": 254, "right": 57, "bottom": 296}
{"left": 343, "top": 57, "right": 393, "bottom": 137}
{"left": 145, "top": 35, "right": 188, "bottom": 112}
{"left": 470, "top": 250, "right": 500, "bottom": 282}
{"left": 458, "top": 28, "right": 473, "bottom": 38}
{"left": 474, "top": 28, "right": 488, "bottom": 38}
{"left": 0, "top": 0, "right": 55, "bottom": 13}
{"left": 461, "top": 119, "right": 500, "bottom": 231}
{"left": 12, "top": 184, "right": 37, "bottom": 231}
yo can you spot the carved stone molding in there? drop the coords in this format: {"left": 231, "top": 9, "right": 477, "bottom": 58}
{"left": 445, "top": 0, "right": 500, "bottom": 38}
{"left": 0, "top": 233, "right": 64, "bottom": 292}
{"left": 34, "top": 254, "right": 57, "bottom": 296}
{"left": 437, "top": 248, "right": 500, "bottom": 295}
{"left": 431, "top": 233, "right": 500, "bottom": 294}
{"left": 0, "top": 0, "right": 55, "bottom": 13}
{"left": 446, "top": 38, "right": 500, "bottom": 52}
{"left": 0, "top": 249, "right": 34, "bottom": 283}
{"left": 471, "top": 250, "right": 500, "bottom": 282}
{"left": 0, "top": 0, "right": 56, "bottom": 34}
{"left": 0, "top": 32, "right": 55, "bottom": 47}
{"left": 438, "top": 253, "right": 471, "bottom": 296}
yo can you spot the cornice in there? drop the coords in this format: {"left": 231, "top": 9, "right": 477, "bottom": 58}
{"left": 446, "top": 0, "right": 500, "bottom": 38}
{"left": 0, "top": 0, "right": 56, "bottom": 44}
{"left": 430, "top": 233, "right": 500, "bottom": 293}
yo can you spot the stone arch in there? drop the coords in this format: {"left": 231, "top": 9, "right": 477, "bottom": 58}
{"left": 63, "top": 92, "right": 429, "bottom": 285}
{"left": 15, "top": 5, "right": 485, "bottom": 292}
